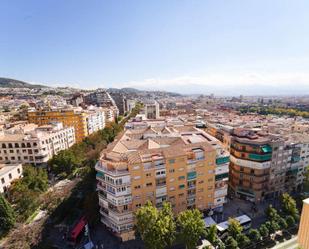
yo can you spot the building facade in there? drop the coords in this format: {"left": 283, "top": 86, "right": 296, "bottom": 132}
{"left": 0, "top": 123, "right": 75, "bottom": 166}
{"left": 143, "top": 100, "right": 160, "bottom": 119}
{"left": 0, "top": 163, "right": 23, "bottom": 193}
{"left": 28, "top": 109, "right": 88, "bottom": 142}
{"left": 298, "top": 198, "right": 309, "bottom": 249}
{"left": 28, "top": 108, "right": 108, "bottom": 142}
{"left": 95, "top": 125, "right": 229, "bottom": 241}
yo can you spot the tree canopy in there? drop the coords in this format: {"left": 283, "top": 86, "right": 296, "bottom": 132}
{"left": 177, "top": 209, "right": 206, "bottom": 249}
{"left": 0, "top": 194, "right": 15, "bottom": 236}
{"left": 135, "top": 201, "right": 176, "bottom": 249}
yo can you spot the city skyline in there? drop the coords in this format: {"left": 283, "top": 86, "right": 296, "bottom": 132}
{"left": 1, "top": 0, "right": 309, "bottom": 95}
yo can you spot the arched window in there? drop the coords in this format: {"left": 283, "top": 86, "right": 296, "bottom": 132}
{"left": 15, "top": 143, "right": 19, "bottom": 148}
{"left": 22, "top": 143, "right": 26, "bottom": 148}
{"left": 8, "top": 143, "right": 13, "bottom": 148}
{"left": 2, "top": 144, "right": 6, "bottom": 148}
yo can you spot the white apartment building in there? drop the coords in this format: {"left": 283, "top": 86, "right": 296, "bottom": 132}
{"left": 0, "top": 163, "right": 23, "bottom": 193}
{"left": 0, "top": 122, "right": 75, "bottom": 166}
{"left": 86, "top": 109, "right": 106, "bottom": 134}
{"left": 143, "top": 100, "right": 160, "bottom": 119}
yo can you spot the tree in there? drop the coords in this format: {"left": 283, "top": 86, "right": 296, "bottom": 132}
{"left": 281, "top": 193, "right": 299, "bottom": 219}
{"left": 225, "top": 236, "right": 238, "bottom": 249}
{"left": 48, "top": 149, "right": 84, "bottom": 176}
{"left": 135, "top": 201, "right": 176, "bottom": 249}
{"left": 259, "top": 224, "right": 269, "bottom": 238}
{"left": 248, "top": 229, "right": 261, "bottom": 243}
{"left": 236, "top": 233, "right": 250, "bottom": 248}
{"left": 265, "top": 205, "right": 280, "bottom": 221}
{"left": 265, "top": 221, "right": 280, "bottom": 234}
{"left": 286, "top": 215, "right": 296, "bottom": 228}
{"left": 0, "top": 194, "right": 16, "bottom": 235}
{"left": 177, "top": 209, "right": 205, "bottom": 249}
{"left": 227, "top": 218, "right": 243, "bottom": 239}
{"left": 22, "top": 165, "right": 48, "bottom": 192}
{"left": 278, "top": 217, "right": 288, "bottom": 230}
{"left": 206, "top": 224, "right": 218, "bottom": 245}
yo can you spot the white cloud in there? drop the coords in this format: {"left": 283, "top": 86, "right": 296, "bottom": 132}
{"left": 111, "top": 71, "right": 309, "bottom": 95}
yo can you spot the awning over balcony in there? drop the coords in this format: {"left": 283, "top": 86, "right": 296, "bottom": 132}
{"left": 261, "top": 145, "right": 272, "bottom": 153}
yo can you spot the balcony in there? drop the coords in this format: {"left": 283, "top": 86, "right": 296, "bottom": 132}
{"left": 230, "top": 155, "right": 271, "bottom": 170}
{"left": 95, "top": 161, "right": 129, "bottom": 176}
{"left": 96, "top": 172, "right": 105, "bottom": 180}
{"left": 214, "top": 188, "right": 228, "bottom": 198}
{"left": 187, "top": 171, "right": 197, "bottom": 181}
{"left": 248, "top": 153, "right": 272, "bottom": 162}
{"left": 215, "top": 164, "right": 229, "bottom": 175}
{"left": 156, "top": 186, "right": 167, "bottom": 197}
{"left": 215, "top": 173, "right": 229, "bottom": 181}
{"left": 216, "top": 156, "right": 230, "bottom": 165}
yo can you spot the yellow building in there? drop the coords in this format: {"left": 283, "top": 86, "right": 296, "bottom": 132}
{"left": 95, "top": 125, "right": 229, "bottom": 241}
{"left": 298, "top": 198, "right": 309, "bottom": 249}
{"left": 28, "top": 109, "right": 88, "bottom": 142}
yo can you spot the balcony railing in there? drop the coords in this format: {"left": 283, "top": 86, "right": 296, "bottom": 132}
{"left": 216, "top": 156, "right": 230, "bottom": 165}
{"left": 215, "top": 173, "right": 229, "bottom": 181}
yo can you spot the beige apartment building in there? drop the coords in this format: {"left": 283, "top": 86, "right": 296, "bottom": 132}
{"left": 298, "top": 198, "right": 309, "bottom": 249}
{"left": 95, "top": 124, "right": 229, "bottom": 241}
{"left": 0, "top": 122, "right": 75, "bottom": 166}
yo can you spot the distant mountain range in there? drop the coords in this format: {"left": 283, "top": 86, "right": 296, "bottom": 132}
{"left": 0, "top": 77, "right": 48, "bottom": 88}
{"left": 0, "top": 77, "right": 182, "bottom": 97}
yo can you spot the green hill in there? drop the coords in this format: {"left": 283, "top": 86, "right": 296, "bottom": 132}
{"left": 0, "top": 77, "right": 47, "bottom": 88}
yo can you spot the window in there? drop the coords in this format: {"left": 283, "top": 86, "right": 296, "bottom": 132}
{"left": 169, "top": 159, "right": 175, "bottom": 164}
{"left": 169, "top": 169, "right": 175, "bottom": 173}
{"left": 9, "top": 173, "right": 12, "bottom": 179}
{"left": 146, "top": 173, "right": 151, "bottom": 177}
{"left": 1, "top": 178, "right": 4, "bottom": 184}
{"left": 179, "top": 184, "right": 185, "bottom": 189}
{"left": 250, "top": 169, "right": 254, "bottom": 175}
{"left": 146, "top": 182, "right": 152, "bottom": 187}
{"left": 9, "top": 150, "right": 13, "bottom": 153}
{"left": 134, "top": 185, "right": 141, "bottom": 189}
{"left": 17, "top": 168, "right": 20, "bottom": 174}
{"left": 179, "top": 193, "right": 184, "bottom": 197}
{"left": 136, "top": 203, "right": 142, "bottom": 208}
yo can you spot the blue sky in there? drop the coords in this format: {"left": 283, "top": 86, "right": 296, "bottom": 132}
{"left": 1, "top": 0, "right": 309, "bottom": 95}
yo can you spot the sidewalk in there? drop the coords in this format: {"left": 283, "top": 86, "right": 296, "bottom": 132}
{"left": 271, "top": 236, "right": 298, "bottom": 249}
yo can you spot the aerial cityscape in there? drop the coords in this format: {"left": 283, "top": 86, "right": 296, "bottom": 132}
{"left": 1, "top": 1, "right": 309, "bottom": 249}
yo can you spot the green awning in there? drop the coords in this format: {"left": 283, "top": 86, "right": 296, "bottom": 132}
{"left": 261, "top": 145, "right": 272, "bottom": 153}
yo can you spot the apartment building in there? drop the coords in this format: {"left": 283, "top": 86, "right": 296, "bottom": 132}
{"left": 95, "top": 125, "right": 229, "bottom": 241}
{"left": 143, "top": 100, "right": 160, "bottom": 119}
{"left": 28, "top": 107, "right": 107, "bottom": 142}
{"left": 229, "top": 129, "right": 277, "bottom": 202}
{"left": 86, "top": 109, "right": 106, "bottom": 134}
{"left": 0, "top": 163, "right": 23, "bottom": 193}
{"left": 298, "top": 198, "right": 309, "bottom": 249}
{"left": 0, "top": 122, "right": 75, "bottom": 166}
